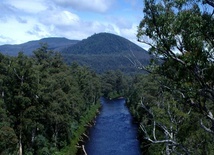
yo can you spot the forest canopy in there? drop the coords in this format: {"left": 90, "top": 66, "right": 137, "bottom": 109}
{"left": 0, "top": 45, "right": 101, "bottom": 155}
{"left": 129, "top": 0, "right": 214, "bottom": 154}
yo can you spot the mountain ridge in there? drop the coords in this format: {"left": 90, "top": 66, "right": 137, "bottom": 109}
{"left": 0, "top": 33, "right": 150, "bottom": 73}
{"left": 0, "top": 37, "right": 79, "bottom": 56}
{"left": 62, "top": 32, "right": 146, "bottom": 55}
{"left": 61, "top": 33, "right": 150, "bottom": 73}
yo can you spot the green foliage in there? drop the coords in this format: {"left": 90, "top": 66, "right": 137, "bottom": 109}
{"left": 101, "top": 70, "right": 130, "bottom": 99}
{"left": 62, "top": 32, "right": 150, "bottom": 74}
{"left": 127, "top": 74, "right": 214, "bottom": 154}
{"left": 135, "top": 0, "right": 214, "bottom": 153}
{"left": 63, "top": 33, "right": 146, "bottom": 55}
{"left": 0, "top": 46, "right": 101, "bottom": 154}
{"left": 59, "top": 103, "right": 101, "bottom": 155}
{"left": 0, "top": 126, "right": 17, "bottom": 154}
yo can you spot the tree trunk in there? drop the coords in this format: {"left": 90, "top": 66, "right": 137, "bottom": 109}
{"left": 82, "top": 145, "right": 88, "bottom": 155}
{"left": 53, "top": 125, "right": 58, "bottom": 147}
{"left": 19, "top": 133, "right": 22, "bottom": 155}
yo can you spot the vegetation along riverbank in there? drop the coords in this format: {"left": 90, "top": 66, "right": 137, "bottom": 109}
{"left": 0, "top": 46, "right": 101, "bottom": 155}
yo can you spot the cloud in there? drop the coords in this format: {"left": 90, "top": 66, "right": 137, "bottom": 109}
{"left": 3, "top": 0, "right": 47, "bottom": 14}
{"left": 39, "top": 9, "right": 80, "bottom": 26}
{"left": 53, "top": 0, "right": 115, "bottom": 13}
{"left": 36, "top": 8, "right": 84, "bottom": 39}
{"left": 106, "top": 16, "right": 133, "bottom": 29}
{"left": 0, "top": 0, "right": 146, "bottom": 49}
{"left": 16, "top": 16, "right": 28, "bottom": 23}
{"left": 0, "top": 1, "right": 35, "bottom": 24}
{"left": 26, "top": 24, "right": 50, "bottom": 38}
{"left": 0, "top": 35, "right": 15, "bottom": 45}
{"left": 35, "top": 6, "right": 118, "bottom": 40}
{"left": 0, "top": 3, "right": 17, "bottom": 22}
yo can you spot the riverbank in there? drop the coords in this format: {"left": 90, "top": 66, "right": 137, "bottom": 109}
{"left": 126, "top": 99, "right": 146, "bottom": 154}
{"left": 57, "top": 103, "right": 101, "bottom": 155}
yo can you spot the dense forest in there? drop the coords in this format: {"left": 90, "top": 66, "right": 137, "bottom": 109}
{"left": 62, "top": 33, "right": 145, "bottom": 55}
{"left": 1, "top": 0, "right": 214, "bottom": 154}
{"left": 62, "top": 32, "right": 150, "bottom": 73}
{"left": 127, "top": 74, "right": 214, "bottom": 154}
{"left": 0, "top": 45, "right": 101, "bottom": 155}
{"left": 126, "top": 0, "right": 214, "bottom": 154}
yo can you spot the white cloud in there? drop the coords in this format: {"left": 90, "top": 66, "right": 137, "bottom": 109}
{"left": 16, "top": 16, "right": 28, "bottom": 23}
{"left": 0, "top": 3, "right": 19, "bottom": 22}
{"left": 108, "top": 16, "right": 133, "bottom": 29}
{"left": 53, "top": 0, "right": 114, "bottom": 13}
{"left": 39, "top": 10, "right": 80, "bottom": 26}
{"left": 27, "top": 24, "right": 51, "bottom": 39}
{"left": 0, "top": 17, "right": 39, "bottom": 44}
{"left": 36, "top": 8, "right": 87, "bottom": 39}
{"left": 0, "top": 0, "right": 146, "bottom": 49}
{"left": 3, "top": 0, "right": 47, "bottom": 14}
{"left": 0, "top": 35, "right": 15, "bottom": 45}
{"left": 106, "top": 23, "right": 149, "bottom": 50}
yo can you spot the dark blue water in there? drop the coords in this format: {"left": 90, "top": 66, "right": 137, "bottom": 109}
{"left": 85, "top": 97, "right": 141, "bottom": 155}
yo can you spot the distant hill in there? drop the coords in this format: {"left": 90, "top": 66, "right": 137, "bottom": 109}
{"left": 0, "top": 37, "right": 79, "bottom": 56}
{"left": 62, "top": 32, "right": 146, "bottom": 55}
{"left": 0, "top": 33, "right": 150, "bottom": 73}
{"left": 62, "top": 33, "right": 150, "bottom": 73}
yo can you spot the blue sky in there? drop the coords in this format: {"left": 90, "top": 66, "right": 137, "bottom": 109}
{"left": 0, "top": 0, "right": 148, "bottom": 49}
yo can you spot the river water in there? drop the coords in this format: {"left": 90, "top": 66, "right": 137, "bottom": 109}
{"left": 85, "top": 97, "right": 141, "bottom": 155}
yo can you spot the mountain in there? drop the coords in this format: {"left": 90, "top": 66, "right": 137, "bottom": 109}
{"left": 62, "top": 33, "right": 151, "bottom": 73}
{"left": 0, "top": 37, "right": 79, "bottom": 56}
{"left": 0, "top": 33, "right": 151, "bottom": 73}
{"left": 62, "top": 32, "right": 146, "bottom": 55}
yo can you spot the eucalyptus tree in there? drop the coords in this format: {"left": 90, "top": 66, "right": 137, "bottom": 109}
{"left": 32, "top": 46, "right": 102, "bottom": 153}
{"left": 70, "top": 64, "right": 101, "bottom": 107}
{"left": 128, "top": 74, "right": 214, "bottom": 154}
{"left": 0, "top": 54, "right": 18, "bottom": 154}
{"left": 136, "top": 0, "right": 214, "bottom": 154}
{"left": 0, "top": 52, "right": 39, "bottom": 155}
{"left": 32, "top": 45, "right": 75, "bottom": 152}
{"left": 101, "top": 70, "right": 129, "bottom": 99}
{"left": 0, "top": 46, "right": 102, "bottom": 154}
{"left": 138, "top": 0, "right": 214, "bottom": 134}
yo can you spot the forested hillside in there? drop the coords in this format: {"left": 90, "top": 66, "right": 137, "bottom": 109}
{"left": 0, "top": 33, "right": 151, "bottom": 74}
{"left": 0, "top": 45, "right": 101, "bottom": 155}
{"left": 0, "top": 38, "right": 79, "bottom": 56}
{"left": 62, "top": 33, "right": 150, "bottom": 73}
{"left": 62, "top": 32, "right": 146, "bottom": 55}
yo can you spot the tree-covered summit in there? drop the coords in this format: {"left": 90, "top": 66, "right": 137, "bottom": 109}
{"left": 61, "top": 33, "right": 150, "bottom": 73}
{"left": 62, "top": 32, "right": 148, "bottom": 55}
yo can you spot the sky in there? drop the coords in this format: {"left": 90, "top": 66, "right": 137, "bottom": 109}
{"left": 0, "top": 0, "right": 148, "bottom": 49}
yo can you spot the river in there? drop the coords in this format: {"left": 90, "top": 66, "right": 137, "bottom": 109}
{"left": 84, "top": 97, "right": 141, "bottom": 155}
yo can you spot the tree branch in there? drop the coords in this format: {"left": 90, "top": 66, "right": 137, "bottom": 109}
{"left": 203, "top": 0, "right": 214, "bottom": 7}
{"left": 200, "top": 119, "right": 214, "bottom": 134}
